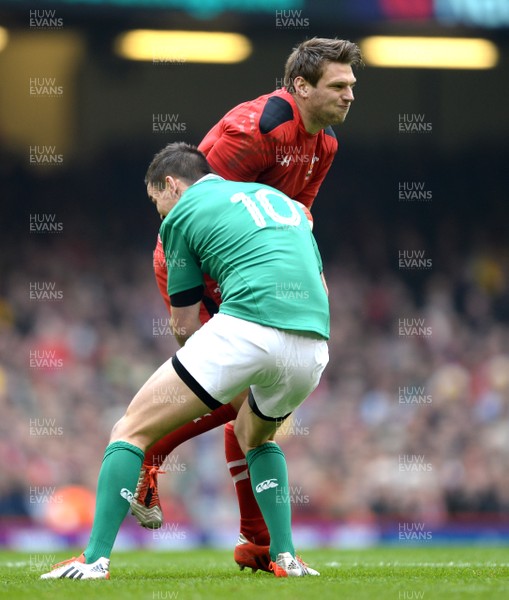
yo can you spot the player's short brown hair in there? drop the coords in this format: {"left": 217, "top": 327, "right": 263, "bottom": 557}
{"left": 145, "top": 142, "right": 212, "bottom": 187}
{"left": 284, "top": 37, "right": 363, "bottom": 93}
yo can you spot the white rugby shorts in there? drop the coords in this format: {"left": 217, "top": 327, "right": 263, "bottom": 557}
{"left": 172, "top": 313, "right": 329, "bottom": 420}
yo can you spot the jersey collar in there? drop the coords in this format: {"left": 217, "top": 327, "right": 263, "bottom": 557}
{"left": 192, "top": 173, "right": 225, "bottom": 186}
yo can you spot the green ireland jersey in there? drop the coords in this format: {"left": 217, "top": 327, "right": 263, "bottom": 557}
{"left": 159, "top": 175, "right": 330, "bottom": 340}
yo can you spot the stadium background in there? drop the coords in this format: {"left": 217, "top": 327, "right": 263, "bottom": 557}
{"left": 0, "top": 0, "right": 509, "bottom": 552}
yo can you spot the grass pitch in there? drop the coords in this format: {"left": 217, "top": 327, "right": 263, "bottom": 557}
{"left": 1, "top": 546, "right": 509, "bottom": 600}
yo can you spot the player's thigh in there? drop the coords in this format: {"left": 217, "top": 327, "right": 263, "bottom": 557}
{"left": 229, "top": 388, "right": 249, "bottom": 412}
{"left": 111, "top": 358, "right": 211, "bottom": 449}
{"left": 175, "top": 313, "right": 276, "bottom": 403}
{"left": 250, "top": 332, "right": 329, "bottom": 419}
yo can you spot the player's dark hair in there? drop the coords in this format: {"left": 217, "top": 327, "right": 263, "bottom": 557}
{"left": 145, "top": 142, "right": 212, "bottom": 187}
{"left": 284, "top": 37, "right": 363, "bottom": 93}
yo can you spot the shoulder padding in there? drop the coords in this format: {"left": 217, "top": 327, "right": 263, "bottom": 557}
{"left": 324, "top": 125, "right": 336, "bottom": 139}
{"left": 259, "top": 96, "right": 294, "bottom": 134}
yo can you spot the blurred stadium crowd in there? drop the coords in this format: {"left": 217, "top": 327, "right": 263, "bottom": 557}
{"left": 1, "top": 139, "right": 508, "bottom": 537}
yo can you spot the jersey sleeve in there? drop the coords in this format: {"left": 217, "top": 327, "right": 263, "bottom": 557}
{"left": 199, "top": 113, "right": 270, "bottom": 181}
{"left": 159, "top": 221, "right": 204, "bottom": 305}
{"left": 154, "top": 233, "right": 220, "bottom": 323}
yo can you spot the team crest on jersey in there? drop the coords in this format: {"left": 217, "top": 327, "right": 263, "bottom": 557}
{"left": 305, "top": 155, "right": 319, "bottom": 179}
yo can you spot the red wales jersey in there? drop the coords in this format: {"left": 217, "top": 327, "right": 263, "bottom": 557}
{"left": 154, "top": 88, "right": 335, "bottom": 322}
{"left": 198, "top": 88, "right": 338, "bottom": 210}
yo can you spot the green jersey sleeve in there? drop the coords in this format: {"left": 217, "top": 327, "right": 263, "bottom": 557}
{"left": 160, "top": 220, "right": 204, "bottom": 302}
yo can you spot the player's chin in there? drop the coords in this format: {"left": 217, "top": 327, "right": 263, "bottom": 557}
{"left": 330, "top": 112, "right": 348, "bottom": 125}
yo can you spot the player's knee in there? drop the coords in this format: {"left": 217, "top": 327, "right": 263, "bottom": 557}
{"left": 233, "top": 419, "right": 250, "bottom": 455}
{"left": 110, "top": 416, "right": 129, "bottom": 442}
{"left": 110, "top": 418, "right": 120, "bottom": 441}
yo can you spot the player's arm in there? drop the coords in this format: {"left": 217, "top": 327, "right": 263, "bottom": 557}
{"left": 153, "top": 234, "right": 172, "bottom": 315}
{"left": 170, "top": 300, "right": 202, "bottom": 347}
{"left": 160, "top": 220, "right": 205, "bottom": 346}
{"left": 153, "top": 233, "right": 220, "bottom": 327}
{"left": 321, "top": 272, "right": 328, "bottom": 296}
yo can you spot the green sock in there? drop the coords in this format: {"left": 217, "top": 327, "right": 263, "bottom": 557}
{"left": 84, "top": 441, "right": 144, "bottom": 563}
{"left": 246, "top": 442, "right": 294, "bottom": 560}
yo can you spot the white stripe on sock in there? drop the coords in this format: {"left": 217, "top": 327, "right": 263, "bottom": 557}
{"left": 227, "top": 458, "right": 247, "bottom": 469}
{"left": 232, "top": 469, "right": 249, "bottom": 485}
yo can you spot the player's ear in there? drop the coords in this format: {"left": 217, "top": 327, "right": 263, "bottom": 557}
{"left": 165, "top": 175, "right": 177, "bottom": 192}
{"left": 293, "top": 76, "right": 309, "bottom": 98}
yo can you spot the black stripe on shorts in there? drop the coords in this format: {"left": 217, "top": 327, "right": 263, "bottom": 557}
{"left": 171, "top": 355, "right": 222, "bottom": 412}
{"left": 248, "top": 390, "right": 291, "bottom": 422}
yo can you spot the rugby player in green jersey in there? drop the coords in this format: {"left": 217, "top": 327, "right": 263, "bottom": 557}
{"left": 41, "top": 143, "right": 329, "bottom": 580}
{"left": 134, "top": 37, "right": 361, "bottom": 574}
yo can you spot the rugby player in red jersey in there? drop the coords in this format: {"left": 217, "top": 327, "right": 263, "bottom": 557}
{"left": 132, "top": 37, "right": 362, "bottom": 572}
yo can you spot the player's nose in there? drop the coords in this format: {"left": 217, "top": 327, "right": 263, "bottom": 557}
{"left": 344, "top": 88, "right": 355, "bottom": 102}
